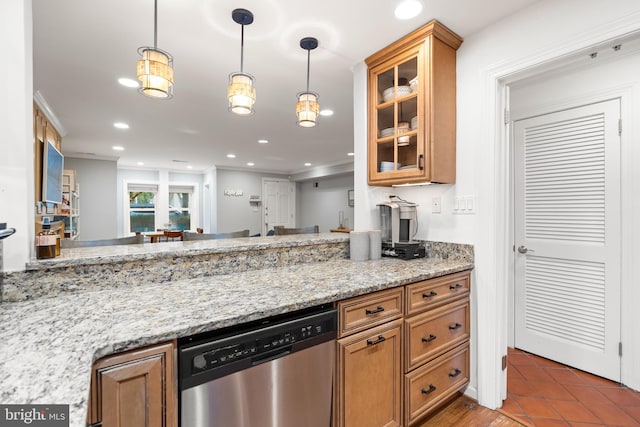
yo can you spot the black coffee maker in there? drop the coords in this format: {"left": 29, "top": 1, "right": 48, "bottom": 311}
{"left": 377, "top": 196, "right": 425, "bottom": 259}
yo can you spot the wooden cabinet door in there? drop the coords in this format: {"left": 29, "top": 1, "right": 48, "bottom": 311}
{"left": 337, "top": 319, "right": 403, "bottom": 427}
{"left": 89, "top": 342, "right": 176, "bottom": 427}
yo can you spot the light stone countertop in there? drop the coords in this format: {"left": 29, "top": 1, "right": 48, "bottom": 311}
{"left": 0, "top": 253, "right": 472, "bottom": 427}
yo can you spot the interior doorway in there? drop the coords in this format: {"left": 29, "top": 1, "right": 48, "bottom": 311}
{"left": 512, "top": 99, "right": 621, "bottom": 381}
{"left": 507, "top": 39, "right": 640, "bottom": 387}
{"left": 262, "top": 178, "right": 295, "bottom": 236}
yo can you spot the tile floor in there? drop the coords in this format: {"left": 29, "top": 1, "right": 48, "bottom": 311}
{"left": 501, "top": 348, "right": 640, "bottom": 426}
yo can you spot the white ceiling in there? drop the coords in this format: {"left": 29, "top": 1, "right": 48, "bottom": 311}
{"left": 32, "top": 0, "right": 538, "bottom": 175}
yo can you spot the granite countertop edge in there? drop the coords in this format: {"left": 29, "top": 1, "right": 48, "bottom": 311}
{"left": 0, "top": 257, "right": 473, "bottom": 427}
{"left": 22, "top": 234, "right": 349, "bottom": 271}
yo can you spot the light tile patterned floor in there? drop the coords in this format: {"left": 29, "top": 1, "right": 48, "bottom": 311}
{"left": 501, "top": 348, "right": 640, "bottom": 426}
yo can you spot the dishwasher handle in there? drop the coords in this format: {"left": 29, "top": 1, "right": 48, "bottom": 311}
{"left": 251, "top": 347, "right": 292, "bottom": 366}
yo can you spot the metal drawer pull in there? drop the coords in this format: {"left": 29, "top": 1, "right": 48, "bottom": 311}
{"left": 422, "top": 334, "right": 437, "bottom": 343}
{"left": 448, "top": 368, "right": 462, "bottom": 378}
{"left": 449, "top": 323, "right": 463, "bottom": 331}
{"left": 365, "top": 306, "right": 385, "bottom": 315}
{"left": 422, "top": 291, "right": 438, "bottom": 299}
{"left": 449, "top": 283, "right": 463, "bottom": 290}
{"left": 421, "top": 384, "right": 437, "bottom": 395}
{"left": 366, "top": 335, "right": 386, "bottom": 346}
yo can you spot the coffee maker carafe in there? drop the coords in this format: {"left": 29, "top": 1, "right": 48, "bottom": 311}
{"left": 377, "top": 196, "right": 425, "bottom": 259}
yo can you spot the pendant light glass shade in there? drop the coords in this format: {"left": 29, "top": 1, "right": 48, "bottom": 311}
{"left": 229, "top": 9, "right": 255, "bottom": 115}
{"left": 297, "top": 37, "right": 319, "bottom": 127}
{"left": 136, "top": 0, "right": 174, "bottom": 99}
{"left": 137, "top": 47, "right": 174, "bottom": 99}
{"left": 296, "top": 92, "right": 320, "bottom": 127}
{"left": 228, "top": 72, "right": 256, "bottom": 115}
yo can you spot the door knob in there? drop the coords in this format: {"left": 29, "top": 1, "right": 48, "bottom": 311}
{"left": 517, "top": 245, "right": 534, "bottom": 254}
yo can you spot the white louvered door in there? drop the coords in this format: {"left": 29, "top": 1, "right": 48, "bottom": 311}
{"left": 514, "top": 99, "right": 621, "bottom": 381}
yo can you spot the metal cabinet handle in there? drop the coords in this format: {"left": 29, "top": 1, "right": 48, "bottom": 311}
{"left": 449, "top": 323, "right": 462, "bottom": 331}
{"left": 422, "top": 334, "right": 437, "bottom": 343}
{"left": 422, "top": 291, "right": 438, "bottom": 299}
{"left": 365, "top": 306, "right": 385, "bottom": 315}
{"left": 366, "top": 335, "right": 386, "bottom": 346}
{"left": 418, "top": 154, "right": 425, "bottom": 170}
{"left": 448, "top": 368, "right": 462, "bottom": 378}
{"left": 449, "top": 283, "right": 463, "bottom": 290}
{"left": 421, "top": 384, "right": 437, "bottom": 395}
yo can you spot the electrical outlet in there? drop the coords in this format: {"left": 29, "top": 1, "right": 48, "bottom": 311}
{"left": 431, "top": 196, "right": 441, "bottom": 214}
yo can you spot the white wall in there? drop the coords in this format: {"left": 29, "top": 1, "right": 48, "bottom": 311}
{"left": 352, "top": 0, "right": 640, "bottom": 408}
{"left": 0, "top": 0, "right": 33, "bottom": 273}
{"left": 297, "top": 174, "right": 354, "bottom": 232}
{"left": 216, "top": 169, "right": 288, "bottom": 236}
{"left": 64, "top": 158, "right": 118, "bottom": 240}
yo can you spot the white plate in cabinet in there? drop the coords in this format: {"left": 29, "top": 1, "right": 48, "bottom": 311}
{"left": 405, "top": 299, "right": 470, "bottom": 371}
{"left": 337, "top": 287, "right": 404, "bottom": 338}
{"left": 405, "top": 271, "right": 470, "bottom": 316}
{"left": 404, "top": 343, "right": 470, "bottom": 426}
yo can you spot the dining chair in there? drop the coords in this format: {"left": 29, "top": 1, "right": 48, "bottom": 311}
{"left": 273, "top": 225, "right": 319, "bottom": 235}
{"left": 183, "top": 229, "right": 250, "bottom": 241}
{"left": 60, "top": 234, "right": 144, "bottom": 248}
{"left": 163, "top": 230, "right": 183, "bottom": 242}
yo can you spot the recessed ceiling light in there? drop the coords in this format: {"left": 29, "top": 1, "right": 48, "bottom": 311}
{"left": 347, "top": 152, "right": 355, "bottom": 156}
{"left": 320, "top": 109, "right": 334, "bottom": 116}
{"left": 118, "top": 77, "right": 139, "bottom": 88}
{"left": 113, "top": 122, "right": 129, "bottom": 129}
{"left": 247, "top": 162, "right": 255, "bottom": 166}
{"left": 304, "top": 162, "right": 312, "bottom": 166}
{"left": 258, "top": 139, "right": 269, "bottom": 144}
{"left": 137, "top": 161, "right": 144, "bottom": 166}
{"left": 187, "top": 165, "right": 193, "bottom": 169}
{"left": 394, "top": 0, "right": 423, "bottom": 19}
{"left": 112, "top": 146, "right": 125, "bottom": 151}
{"left": 227, "top": 154, "right": 236, "bottom": 158}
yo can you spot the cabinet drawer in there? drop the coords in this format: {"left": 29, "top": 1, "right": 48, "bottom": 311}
{"left": 338, "top": 287, "right": 403, "bottom": 337}
{"left": 406, "top": 271, "right": 470, "bottom": 315}
{"left": 405, "top": 299, "right": 470, "bottom": 371}
{"left": 404, "top": 343, "right": 469, "bottom": 426}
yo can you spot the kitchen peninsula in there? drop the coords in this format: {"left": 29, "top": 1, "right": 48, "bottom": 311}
{"left": 0, "top": 234, "right": 473, "bottom": 426}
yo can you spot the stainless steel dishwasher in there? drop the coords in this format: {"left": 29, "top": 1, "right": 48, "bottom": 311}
{"left": 179, "top": 304, "right": 337, "bottom": 427}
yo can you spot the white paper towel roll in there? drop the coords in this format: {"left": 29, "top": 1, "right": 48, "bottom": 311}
{"left": 350, "top": 231, "right": 369, "bottom": 261}
{"left": 369, "top": 230, "right": 381, "bottom": 260}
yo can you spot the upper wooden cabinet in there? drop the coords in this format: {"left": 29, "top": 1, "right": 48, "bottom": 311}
{"left": 366, "top": 20, "right": 462, "bottom": 186}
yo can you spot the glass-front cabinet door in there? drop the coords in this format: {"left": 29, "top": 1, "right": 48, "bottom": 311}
{"left": 369, "top": 48, "right": 425, "bottom": 183}
{"left": 366, "top": 20, "right": 462, "bottom": 187}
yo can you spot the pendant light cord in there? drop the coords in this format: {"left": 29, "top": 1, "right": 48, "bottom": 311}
{"left": 240, "top": 24, "right": 245, "bottom": 72}
{"left": 153, "top": 0, "right": 158, "bottom": 49}
{"left": 306, "top": 48, "right": 311, "bottom": 92}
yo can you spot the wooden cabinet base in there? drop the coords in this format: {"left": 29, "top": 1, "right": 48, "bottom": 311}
{"left": 337, "top": 319, "right": 403, "bottom": 427}
{"left": 88, "top": 341, "right": 177, "bottom": 427}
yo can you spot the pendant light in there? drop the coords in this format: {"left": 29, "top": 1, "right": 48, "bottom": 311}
{"left": 296, "top": 37, "right": 320, "bottom": 127}
{"left": 136, "top": 0, "right": 174, "bottom": 99}
{"left": 228, "top": 9, "right": 256, "bottom": 115}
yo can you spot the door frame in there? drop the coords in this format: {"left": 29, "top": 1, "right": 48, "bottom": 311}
{"left": 476, "top": 24, "right": 640, "bottom": 409}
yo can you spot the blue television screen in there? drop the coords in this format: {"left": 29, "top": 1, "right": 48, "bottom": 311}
{"left": 42, "top": 140, "right": 64, "bottom": 204}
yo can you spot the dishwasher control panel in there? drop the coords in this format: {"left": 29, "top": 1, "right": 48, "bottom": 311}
{"left": 179, "top": 306, "right": 337, "bottom": 387}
